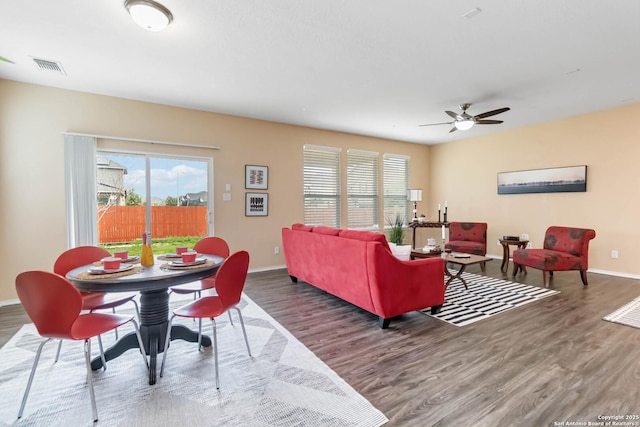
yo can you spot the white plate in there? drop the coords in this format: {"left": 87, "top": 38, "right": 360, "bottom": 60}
{"left": 88, "top": 264, "right": 135, "bottom": 275}
{"left": 121, "top": 256, "right": 140, "bottom": 263}
{"left": 163, "top": 253, "right": 183, "bottom": 259}
{"left": 169, "top": 259, "right": 207, "bottom": 267}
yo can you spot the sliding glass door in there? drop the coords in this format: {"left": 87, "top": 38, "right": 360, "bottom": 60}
{"left": 96, "top": 151, "right": 212, "bottom": 253}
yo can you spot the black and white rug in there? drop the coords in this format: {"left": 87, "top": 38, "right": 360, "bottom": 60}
{"left": 422, "top": 271, "right": 560, "bottom": 327}
{"left": 0, "top": 294, "right": 387, "bottom": 427}
{"left": 603, "top": 296, "right": 640, "bottom": 329}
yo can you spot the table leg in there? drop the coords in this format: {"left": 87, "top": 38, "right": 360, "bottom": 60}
{"left": 445, "top": 264, "right": 468, "bottom": 289}
{"left": 89, "top": 289, "right": 212, "bottom": 385}
{"left": 501, "top": 243, "right": 510, "bottom": 272}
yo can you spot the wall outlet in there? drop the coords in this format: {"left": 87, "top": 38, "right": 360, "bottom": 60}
{"left": 521, "top": 233, "right": 529, "bottom": 241}
{"left": 274, "top": 246, "right": 280, "bottom": 255}
{"left": 611, "top": 250, "right": 619, "bottom": 259}
{"left": 497, "top": 239, "right": 502, "bottom": 246}
{"left": 526, "top": 242, "right": 532, "bottom": 249}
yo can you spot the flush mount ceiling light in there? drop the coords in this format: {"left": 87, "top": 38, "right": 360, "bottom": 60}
{"left": 125, "top": 0, "right": 173, "bottom": 32}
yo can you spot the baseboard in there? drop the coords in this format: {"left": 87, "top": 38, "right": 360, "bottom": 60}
{"left": 0, "top": 298, "right": 20, "bottom": 307}
{"left": 588, "top": 268, "right": 640, "bottom": 280}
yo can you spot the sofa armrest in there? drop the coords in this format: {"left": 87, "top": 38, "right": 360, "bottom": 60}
{"left": 366, "top": 243, "right": 445, "bottom": 318}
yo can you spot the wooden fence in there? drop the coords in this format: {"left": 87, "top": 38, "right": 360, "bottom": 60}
{"left": 98, "top": 206, "right": 208, "bottom": 243}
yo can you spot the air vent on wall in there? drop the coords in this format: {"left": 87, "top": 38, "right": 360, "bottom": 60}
{"left": 32, "top": 57, "right": 66, "bottom": 75}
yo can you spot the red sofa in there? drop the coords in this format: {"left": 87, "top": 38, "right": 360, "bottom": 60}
{"left": 281, "top": 224, "right": 445, "bottom": 328}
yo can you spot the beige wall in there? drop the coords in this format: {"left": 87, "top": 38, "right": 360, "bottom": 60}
{"left": 424, "top": 102, "right": 640, "bottom": 278}
{"left": 0, "top": 80, "right": 429, "bottom": 302}
{"left": 2, "top": 79, "right": 638, "bottom": 302}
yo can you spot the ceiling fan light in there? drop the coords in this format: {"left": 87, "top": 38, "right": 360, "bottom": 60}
{"left": 454, "top": 119, "right": 474, "bottom": 131}
{"left": 125, "top": 0, "right": 173, "bottom": 32}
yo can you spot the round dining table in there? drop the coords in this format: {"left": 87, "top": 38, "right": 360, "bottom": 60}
{"left": 66, "top": 254, "right": 224, "bottom": 385}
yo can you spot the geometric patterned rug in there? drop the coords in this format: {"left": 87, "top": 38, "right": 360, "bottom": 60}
{"left": 422, "top": 270, "right": 560, "bottom": 327}
{"left": 603, "top": 295, "right": 640, "bottom": 329}
{"left": 0, "top": 294, "right": 388, "bottom": 427}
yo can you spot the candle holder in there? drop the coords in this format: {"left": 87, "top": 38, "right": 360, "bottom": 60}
{"left": 438, "top": 210, "right": 441, "bottom": 223}
{"left": 443, "top": 211, "right": 447, "bottom": 223}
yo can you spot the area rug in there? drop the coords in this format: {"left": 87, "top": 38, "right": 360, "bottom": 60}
{"left": 603, "top": 295, "right": 640, "bottom": 329}
{"left": 0, "top": 294, "right": 387, "bottom": 427}
{"left": 421, "top": 270, "right": 560, "bottom": 327}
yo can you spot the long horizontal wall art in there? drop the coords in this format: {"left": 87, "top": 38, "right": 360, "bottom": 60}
{"left": 497, "top": 165, "right": 587, "bottom": 195}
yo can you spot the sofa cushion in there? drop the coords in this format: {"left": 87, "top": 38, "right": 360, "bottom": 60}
{"left": 312, "top": 226, "right": 341, "bottom": 236}
{"left": 339, "top": 229, "right": 390, "bottom": 251}
{"left": 514, "top": 248, "right": 585, "bottom": 271}
{"left": 292, "top": 223, "right": 313, "bottom": 232}
{"left": 446, "top": 241, "right": 485, "bottom": 256}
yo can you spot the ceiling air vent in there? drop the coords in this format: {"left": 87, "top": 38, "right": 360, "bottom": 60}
{"left": 32, "top": 57, "right": 66, "bottom": 75}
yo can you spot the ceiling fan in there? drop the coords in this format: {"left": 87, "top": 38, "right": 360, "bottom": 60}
{"left": 419, "top": 103, "right": 510, "bottom": 133}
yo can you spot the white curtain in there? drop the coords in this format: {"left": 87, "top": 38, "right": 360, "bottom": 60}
{"left": 64, "top": 134, "right": 97, "bottom": 247}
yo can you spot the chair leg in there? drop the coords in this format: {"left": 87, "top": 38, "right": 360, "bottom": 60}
{"left": 198, "top": 318, "right": 202, "bottom": 351}
{"left": 84, "top": 339, "right": 99, "bottom": 423}
{"left": 18, "top": 338, "right": 50, "bottom": 419}
{"left": 512, "top": 263, "right": 520, "bottom": 276}
{"left": 227, "top": 310, "right": 234, "bottom": 325}
{"left": 233, "top": 307, "right": 252, "bottom": 357}
{"left": 112, "top": 307, "right": 118, "bottom": 340}
{"left": 55, "top": 339, "right": 63, "bottom": 362}
{"left": 542, "top": 271, "right": 550, "bottom": 287}
{"left": 97, "top": 335, "right": 107, "bottom": 371}
{"left": 131, "top": 319, "right": 149, "bottom": 369}
{"left": 580, "top": 270, "right": 589, "bottom": 286}
{"left": 160, "top": 315, "right": 175, "bottom": 378}
{"left": 211, "top": 318, "right": 219, "bottom": 389}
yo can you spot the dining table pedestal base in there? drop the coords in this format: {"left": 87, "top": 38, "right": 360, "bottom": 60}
{"left": 89, "top": 289, "right": 211, "bottom": 385}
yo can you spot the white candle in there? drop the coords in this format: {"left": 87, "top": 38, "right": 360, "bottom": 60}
{"left": 438, "top": 203, "right": 441, "bottom": 211}
{"left": 445, "top": 201, "right": 447, "bottom": 208}
{"left": 442, "top": 225, "right": 445, "bottom": 239}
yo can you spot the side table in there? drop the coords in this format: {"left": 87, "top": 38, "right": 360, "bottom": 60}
{"left": 499, "top": 239, "right": 529, "bottom": 273}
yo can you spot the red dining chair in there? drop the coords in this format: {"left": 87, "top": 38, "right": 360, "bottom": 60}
{"left": 169, "top": 237, "right": 232, "bottom": 345}
{"left": 169, "top": 236, "right": 230, "bottom": 297}
{"left": 15, "top": 270, "right": 148, "bottom": 423}
{"left": 53, "top": 246, "right": 140, "bottom": 363}
{"left": 160, "top": 251, "right": 252, "bottom": 389}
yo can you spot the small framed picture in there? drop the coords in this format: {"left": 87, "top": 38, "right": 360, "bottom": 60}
{"left": 245, "top": 165, "right": 268, "bottom": 190}
{"left": 245, "top": 192, "right": 269, "bottom": 217}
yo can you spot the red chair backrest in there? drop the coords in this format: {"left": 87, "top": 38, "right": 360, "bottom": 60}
{"left": 54, "top": 246, "right": 111, "bottom": 276}
{"left": 214, "top": 251, "right": 249, "bottom": 307}
{"left": 15, "top": 271, "right": 82, "bottom": 339}
{"left": 193, "top": 237, "right": 230, "bottom": 258}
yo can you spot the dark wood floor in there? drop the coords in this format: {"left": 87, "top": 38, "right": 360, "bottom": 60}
{"left": 3, "top": 261, "right": 640, "bottom": 426}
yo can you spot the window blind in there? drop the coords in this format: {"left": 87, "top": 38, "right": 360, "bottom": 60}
{"left": 303, "top": 145, "right": 341, "bottom": 227}
{"left": 383, "top": 154, "right": 409, "bottom": 226}
{"left": 347, "top": 149, "right": 378, "bottom": 229}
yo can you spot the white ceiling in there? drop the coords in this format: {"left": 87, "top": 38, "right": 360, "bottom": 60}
{"left": 1, "top": 1, "right": 638, "bottom": 145}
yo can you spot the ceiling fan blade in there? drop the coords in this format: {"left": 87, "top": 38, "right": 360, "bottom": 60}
{"left": 448, "top": 126, "right": 457, "bottom": 133}
{"left": 419, "top": 121, "right": 453, "bottom": 127}
{"left": 474, "top": 107, "right": 510, "bottom": 119}
{"left": 476, "top": 119, "right": 504, "bottom": 125}
{"left": 445, "top": 110, "right": 459, "bottom": 119}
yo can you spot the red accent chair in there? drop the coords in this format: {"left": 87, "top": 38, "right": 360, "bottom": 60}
{"left": 512, "top": 226, "right": 596, "bottom": 287}
{"left": 444, "top": 222, "right": 488, "bottom": 271}
{"left": 53, "top": 246, "right": 140, "bottom": 361}
{"left": 15, "top": 271, "right": 148, "bottom": 423}
{"left": 160, "top": 251, "right": 252, "bottom": 389}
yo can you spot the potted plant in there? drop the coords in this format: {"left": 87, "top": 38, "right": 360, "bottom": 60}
{"left": 386, "top": 215, "right": 411, "bottom": 260}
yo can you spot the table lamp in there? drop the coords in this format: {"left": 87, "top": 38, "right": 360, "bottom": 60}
{"left": 407, "top": 189, "right": 423, "bottom": 222}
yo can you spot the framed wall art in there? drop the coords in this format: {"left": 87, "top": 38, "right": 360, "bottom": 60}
{"left": 245, "top": 165, "right": 268, "bottom": 190}
{"left": 245, "top": 192, "right": 269, "bottom": 216}
{"left": 497, "top": 165, "right": 587, "bottom": 195}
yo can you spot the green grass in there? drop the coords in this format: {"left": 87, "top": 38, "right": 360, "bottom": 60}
{"left": 99, "top": 236, "right": 202, "bottom": 256}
